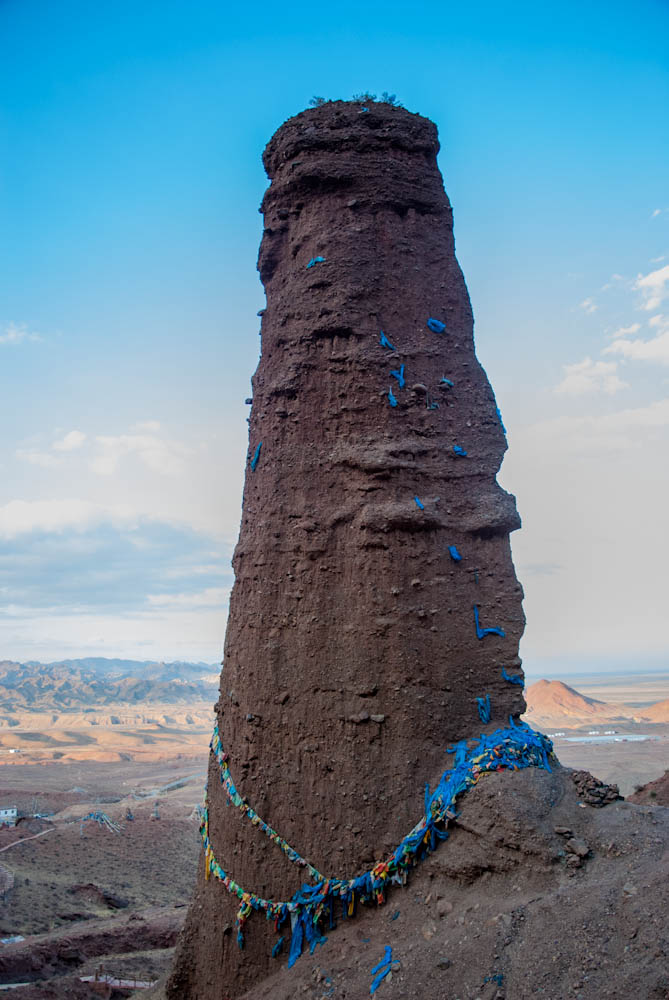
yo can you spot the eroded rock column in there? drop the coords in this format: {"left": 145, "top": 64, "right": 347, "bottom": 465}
{"left": 168, "top": 100, "right": 525, "bottom": 998}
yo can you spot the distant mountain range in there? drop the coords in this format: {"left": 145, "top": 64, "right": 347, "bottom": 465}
{"left": 20, "top": 657, "right": 218, "bottom": 678}
{"left": 2, "top": 663, "right": 667, "bottom": 728}
{"left": 524, "top": 679, "right": 669, "bottom": 727}
{"left": 0, "top": 658, "right": 219, "bottom": 713}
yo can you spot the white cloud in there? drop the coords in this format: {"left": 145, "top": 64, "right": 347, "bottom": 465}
{"left": 17, "top": 430, "right": 86, "bottom": 466}
{"left": 600, "top": 274, "right": 626, "bottom": 291}
{"left": 501, "top": 388, "right": 669, "bottom": 666}
{"left": 635, "top": 264, "right": 669, "bottom": 311}
{"left": 1, "top": 607, "right": 225, "bottom": 662}
{"left": 524, "top": 398, "right": 669, "bottom": 454}
{"left": 609, "top": 322, "right": 640, "bottom": 340}
{"left": 91, "top": 432, "right": 190, "bottom": 477}
{"left": 0, "top": 499, "right": 136, "bottom": 539}
{"left": 585, "top": 397, "right": 669, "bottom": 432}
{"left": 554, "top": 357, "right": 627, "bottom": 396}
{"left": 10, "top": 419, "right": 245, "bottom": 541}
{"left": 16, "top": 449, "right": 61, "bottom": 469}
{"left": 52, "top": 430, "right": 87, "bottom": 452}
{"left": 578, "top": 297, "right": 597, "bottom": 314}
{"left": 604, "top": 318, "right": 669, "bottom": 366}
{"left": 146, "top": 587, "right": 229, "bottom": 609}
{"left": 163, "top": 563, "right": 223, "bottom": 578}
{"left": 0, "top": 322, "right": 42, "bottom": 345}
{"left": 651, "top": 208, "right": 662, "bottom": 218}
{"left": 651, "top": 255, "right": 666, "bottom": 264}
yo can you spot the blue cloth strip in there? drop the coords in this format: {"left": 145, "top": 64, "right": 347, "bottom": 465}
{"left": 477, "top": 694, "right": 492, "bottom": 724}
{"left": 414, "top": 496, "right": 424, "bottom": 510}
{"left": 390, "top": 364, "right": 405, "bottom": 388}
{"left": 288, "top": 914, "right": 304, "bottom": 968}
{"left": 272, "top": 936, "right": 284, "bottom": 957}
{"left": 501, "top": 667, "right": 524, "bottom": 686}
{"left": 250, "top": 442, "right": 262, "bottom": 470}
{"left": 448, "top": 545, "right": 462, "bottom": 562}
{"left": 202, "top": 721, "right": 553, "bottom": 965}
{"left": 388, "top": 387, "right": 398, "bottom": 407}
{"left": 427, "top": 318, "right": 446, "bottom": 333}
{"left": 379, "top": 330, "right": 396, "bottom": 350}
{"left": 453, "top": 445, "right": 467, "bottom": 457}
{"left": 370, "top": 946, "right": 400, "bottom": 994}
{"left": 371, "top": 946, "right": 393, "bottom": 975}
{"left": 474, "top": 605, "right": 505, "bottom": 639}
{"left": 307, "top": 256, "right": 326, "bottom": 268}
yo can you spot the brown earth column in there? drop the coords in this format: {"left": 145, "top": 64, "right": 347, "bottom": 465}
{"left": 167, "top": 100, "right": 526, "bottom": 998}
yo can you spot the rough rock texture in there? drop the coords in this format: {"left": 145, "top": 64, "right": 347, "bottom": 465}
{"left": 168, "top": 100, "right": 528, "bottom": 998}
{"left": 569, "top": 770, "right": 622, "bottom": 807}
{"left": 163, "top": 101, "right": 669, "bottom": 1000}
{"left": 155, "top": 767, "right": 669, "bottom": 1000}
{"left": 629, "top": 769, "right": 669, "bottom": 806}
{"left": 234, "top": 766, "right": 669, "bottom": 1000}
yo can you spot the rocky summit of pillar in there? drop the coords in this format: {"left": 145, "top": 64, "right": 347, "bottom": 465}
{"left": 168, "top": 100, "right": 526, "bottom": 997}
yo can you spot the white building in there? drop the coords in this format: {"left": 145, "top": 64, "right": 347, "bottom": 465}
{"left": 0, "top": 807, "right": 17, "bottom": 827}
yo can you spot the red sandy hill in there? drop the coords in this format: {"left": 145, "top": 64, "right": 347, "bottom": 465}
{"left": 524, "top": 679, "right": 669, "bottom": 727}
{"left": 524, "top": 680, "right": 631, "bottom": 726}
{"left": 642, "top": 698, "right": 669, "bottom": 723}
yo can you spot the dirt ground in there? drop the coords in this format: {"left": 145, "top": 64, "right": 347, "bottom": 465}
{"left": 550, "top": 723, "right": 669, "bottom": 796}
{"left": 0, "top": 702, "right": 212, "bottom": 767}
{"left": 0, "top": 721, "right": 667, "bottom": 997}
{"left": 0, "top": 905, "right": 181, "bottom": 997}
{"left": 0, "top": 758, "right": 205, "bottom": 938}
{"left": 157, "top": 763, "right": 669, "bottom": 1000}
{"left": 0, "top": 746, "right": 207, "bottom": 996}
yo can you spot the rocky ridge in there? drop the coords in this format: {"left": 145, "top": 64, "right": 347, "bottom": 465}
{"left": 0, "top": 661, "right": 217, "bottom": 713}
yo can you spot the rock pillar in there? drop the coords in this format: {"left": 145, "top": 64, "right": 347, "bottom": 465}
{"left": 168, "top": 100, "right": 525, "bottom": 998}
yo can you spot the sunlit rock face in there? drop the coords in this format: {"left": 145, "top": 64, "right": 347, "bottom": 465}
{"left": 167, "top": 100, "right": 525, "bottom": 998}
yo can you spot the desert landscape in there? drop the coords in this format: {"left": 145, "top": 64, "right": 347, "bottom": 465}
{"left": 523, "top": 672, "right": 669, "bottom": 796}
{"left": 2, "top": 0, "right": 669, "bottom": 992}
{"left": 0, "top": 659, "right": 214, "bottom": 995}
{"left": 0, "top": 657, "right": 666, "bottom": 997}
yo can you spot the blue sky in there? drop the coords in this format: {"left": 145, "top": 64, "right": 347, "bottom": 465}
{"left": 1, "top": 0, "right": 668, "bottom": 674}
